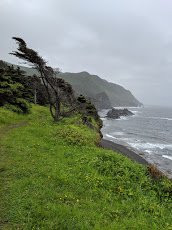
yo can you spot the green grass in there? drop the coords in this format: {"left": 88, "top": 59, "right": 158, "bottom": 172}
{"left": 0, "top": 106, "right": 172, "bottom": 229}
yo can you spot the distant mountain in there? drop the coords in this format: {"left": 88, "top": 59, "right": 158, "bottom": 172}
{"left": 3, "top": 61, "right": 142, "bottom": 109}
{"left": 59, "top": 71, "right": 142, "bottom": 108}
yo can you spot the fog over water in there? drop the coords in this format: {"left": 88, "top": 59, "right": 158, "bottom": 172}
{"left": 1, "top": 0, "right": 172, "bottom": 106}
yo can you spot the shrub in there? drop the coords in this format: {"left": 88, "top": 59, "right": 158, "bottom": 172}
{"left": 4, "top": 99, "right": 31, "bottom": 114}
{"left": 0, "top": 64, "right": 32, "bottom": 114}
{"left": 148, "top": 164, "right": 163, "bottom": 179}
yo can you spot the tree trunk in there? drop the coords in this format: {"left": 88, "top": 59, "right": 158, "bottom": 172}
{"left": 49, "top": 104, "right": 55, "bottom": 120}
{"left": 54, "top": 99, "right": 60, "bottom": 121}
{"left": 34, "top": 89, "right": 37, "bottom": 104}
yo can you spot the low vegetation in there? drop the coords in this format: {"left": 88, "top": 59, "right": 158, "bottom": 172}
{"left": 0, "top": 38, "right": 171, "bottom": 229}
{"left": 0, "top": 106, "right": 172, "bottom": 229}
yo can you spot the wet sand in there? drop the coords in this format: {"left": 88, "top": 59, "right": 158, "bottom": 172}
{"left": 100, "top": 139, "right": 148, "bottom": 165}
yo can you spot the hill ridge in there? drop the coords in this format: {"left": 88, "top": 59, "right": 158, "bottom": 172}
{"left": 2, "top": 60, "right": 142, "bottom": 109}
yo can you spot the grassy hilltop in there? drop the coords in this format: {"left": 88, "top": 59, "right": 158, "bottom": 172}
{"left": 0, "top": 105, "right": 172, "bottom": 229}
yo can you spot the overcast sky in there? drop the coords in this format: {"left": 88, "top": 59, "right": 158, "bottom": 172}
{"left": 1, "top": 0, "right": 172, "bottom": 106}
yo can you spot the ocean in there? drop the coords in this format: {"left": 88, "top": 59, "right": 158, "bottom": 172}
{"left": 99, "top": 106, "right": 172, "bottom": 178}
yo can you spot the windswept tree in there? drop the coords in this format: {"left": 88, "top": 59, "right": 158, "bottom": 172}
{"left": 10, "top": 37, "right": 102, "bottom": 128}
{"left": 10, "top": 37, "right": 76, "bottom": 121}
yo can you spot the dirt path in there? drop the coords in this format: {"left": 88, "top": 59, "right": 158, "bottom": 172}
{"left": 0, "top": 121, "right": 28, "bottom": 229}
{"left": 0, "top": 121, "right": 28, "bottom": 140}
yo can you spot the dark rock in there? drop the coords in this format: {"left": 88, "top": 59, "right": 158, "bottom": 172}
{"left": 106, "top": 108, "right": 134, "bottom": 119}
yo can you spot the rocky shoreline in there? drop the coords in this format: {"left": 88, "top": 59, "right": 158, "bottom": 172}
{"left": 100, "top": 138, "right": 172, "bottom": 179}
{"left": 100, "top": 138, "right": 148, "bottom": 165}
{"left": 106, "top": 108, "right": 134, "bottom": 119}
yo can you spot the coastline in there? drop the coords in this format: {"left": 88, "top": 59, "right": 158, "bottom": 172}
{"left": 99, "top": 106, "right": 172, "bottom": 179}
{"left": 100, "top": 139, "right": 172, "bottom": 179}
{"left": 100, "top": 138, "right": 148, "bottom": 165}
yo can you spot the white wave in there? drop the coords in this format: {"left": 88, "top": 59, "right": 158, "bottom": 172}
{"left": 162, "top": 155, "right": 172, "bottom": 161}
{"left": 101, "top": 117, "right": 106, "bottom": 121}
{"left": 105, "top": 134, "right": 117, "bottom": 139}
{"left": 128, "top": 142, "right": 172, "bottom": 151}
{"left": 145, "top": 150, "right": 153, "bottom": 154}
{"left": 112, "top": 131, "right": 124, "bottom": 136}
{"left": 117, "top": 137, "right": 133, "bottom": 142}
{"left": 113, "top": 106, "right": 141, "bottom": 109}
{"left": 131, "top": 110, "right": 141, "bottom": 114}
{"left": 116, "top": 116, "right": 129, "bottom": 121}
{"left": 147, "top": 116, "right": 172, "bottom": 121}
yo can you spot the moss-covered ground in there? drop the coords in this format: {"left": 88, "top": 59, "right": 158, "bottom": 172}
{"left": 0, "top": 106, "right": 172, "bottom": 229}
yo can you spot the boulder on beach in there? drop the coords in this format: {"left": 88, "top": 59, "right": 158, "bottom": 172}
{"left": 106, "top": 108, "right": 134, "bottom": 119}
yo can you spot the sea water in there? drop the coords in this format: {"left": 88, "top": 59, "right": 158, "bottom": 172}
{"left": 99, "top": 105, "right": 172, "bottom": 178}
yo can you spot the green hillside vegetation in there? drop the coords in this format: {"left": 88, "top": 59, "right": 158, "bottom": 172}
{"left": 0, "top": 65, "right": 32, "bottom": 113}
{"left": 0, "top": 105, "right": 172, "bottom": 229}
{"left": 0, "top": 61, "right": 51, "bottom": 113}
{"left": 0, "top": 39, "right": 171, "bottom": 229}
{"left": 59, "top": 71, "right": 142, "bottom": 107}
{"left": 3, "top": 61, "right": 142, "bottom": 108}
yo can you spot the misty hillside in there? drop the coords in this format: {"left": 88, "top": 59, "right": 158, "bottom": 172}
{"left": 4, "top": 61, "right": 142, "bottom": 109}
{"left": 59, "top": 71, "right": 142, "bottom": 108}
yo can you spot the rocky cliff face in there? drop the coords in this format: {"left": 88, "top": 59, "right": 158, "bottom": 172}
{"left": 59, "top": 71, "right": 142, "bottom": 109}
{"left": 90, "top": 92, "right": 111, "bottom": 110}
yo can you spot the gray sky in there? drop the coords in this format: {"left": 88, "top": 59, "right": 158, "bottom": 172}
{"left": 1, "top": 0, "right": 172, "bottom": 106}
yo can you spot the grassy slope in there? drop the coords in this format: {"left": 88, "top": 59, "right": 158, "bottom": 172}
{"left": 0, "top": 106, "right": 172, "bottom": 230}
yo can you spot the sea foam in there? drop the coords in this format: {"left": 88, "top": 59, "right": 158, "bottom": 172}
{"left": 147, "top": 116, "right": 172, "bottom": 121}
{"left": 112, "top": 132, "right": 124, "bottom": 136}
{"left": 162, "top": 155, "right": 172, "bottom": 161}
{"left": 128, "top": 142, "right": 172, "bottom": 151}
{"left": 105, "top": 134, "right": 117, "bottom": 139}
